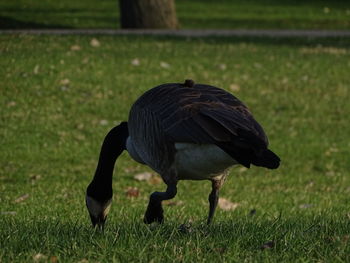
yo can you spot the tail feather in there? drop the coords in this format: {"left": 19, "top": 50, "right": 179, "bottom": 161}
{"left": 253, "top": 149, "right": 280, "bottom": 169}
{"left": 217, "top": 141, "right": 280, "bottom": 169}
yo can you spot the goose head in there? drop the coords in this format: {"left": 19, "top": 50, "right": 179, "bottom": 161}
{"left": 85, "top": 194, "right": 112, "bottom": 228}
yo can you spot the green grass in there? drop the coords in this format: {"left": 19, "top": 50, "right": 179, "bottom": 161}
{"left": 1, "top": 35, "right": 350, "bottom": 262}
{"left": 1, "top": 0, "right": 350, "bottom": 29}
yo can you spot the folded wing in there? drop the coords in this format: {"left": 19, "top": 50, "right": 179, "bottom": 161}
{"left": 133, "top": 83, "right": 280, "bottom": 169}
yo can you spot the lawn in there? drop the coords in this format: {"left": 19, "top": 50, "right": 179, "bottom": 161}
{"left": 1, "top": 0, "right": 350, "bottom": 29}
{"left": 1, "top": 34, "right": 350, "bottom": 262}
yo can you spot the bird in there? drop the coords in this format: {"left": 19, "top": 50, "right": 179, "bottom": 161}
{"left": 86, "top": 79, "right": 280, "bottom": 228}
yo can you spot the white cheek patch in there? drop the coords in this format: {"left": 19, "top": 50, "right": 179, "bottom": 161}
{"left": 103, "top": 201, "right": 111, "bottom": 218}
{"left": 86, "top": 196, "right": 112, "bottom": 218}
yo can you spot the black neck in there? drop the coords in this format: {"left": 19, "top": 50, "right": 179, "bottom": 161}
{"left": 87, "top": 122, "right": 128, "bottom": 201}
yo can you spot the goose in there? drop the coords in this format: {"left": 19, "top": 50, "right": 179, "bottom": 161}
{"left": 86, "top": 79, "right": 280, "bottom": 228}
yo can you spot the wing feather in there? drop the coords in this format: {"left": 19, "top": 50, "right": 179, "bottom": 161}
{"left": 130, "top": 82, "right": 280, "bottom": 169}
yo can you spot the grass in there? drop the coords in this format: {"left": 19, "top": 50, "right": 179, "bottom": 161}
{"left": 1, "top": 0, "right": 350, "bottom": 29}
{"left": 1, "top": 34, "right": 350, "bottom": 262}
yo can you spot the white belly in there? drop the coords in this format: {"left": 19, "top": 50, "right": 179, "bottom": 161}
{"left": 126, "top": 137, "right": 237, "bottom": 180}
{"left": 175, "top": 143, "right": 237, "bottom": 180}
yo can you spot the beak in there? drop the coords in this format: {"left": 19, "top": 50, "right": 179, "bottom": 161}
{"left": 89, "top": 212, "right": 107, "bottom": 229}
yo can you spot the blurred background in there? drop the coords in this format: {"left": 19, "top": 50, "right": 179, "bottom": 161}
{"left": 1, "top": 0, "right": 350, "bottom": 30}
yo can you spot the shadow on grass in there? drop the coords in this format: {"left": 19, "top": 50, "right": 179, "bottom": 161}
{"left": 180, "top": 17, "right": 350, "bottom": 30}
{"left": 0, "top": 16, "right": 72, "bottom": 29}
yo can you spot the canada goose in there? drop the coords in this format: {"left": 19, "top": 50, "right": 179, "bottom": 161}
{"left": 86, "top": 80, "right": 280, "bottom": 228}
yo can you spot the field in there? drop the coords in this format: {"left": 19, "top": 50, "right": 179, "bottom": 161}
{"left": 1, "top": 0, "right": 350, "bottom": 29}
{"left": 1, "top": 34, "right": 350, "bottom": 262}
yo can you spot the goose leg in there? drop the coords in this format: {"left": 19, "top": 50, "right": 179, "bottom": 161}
{"left": 207, "top": 179, "right": 221, "bottom": 225}
{"left": 144, "top": 183, "right": 177, "bottom": 224}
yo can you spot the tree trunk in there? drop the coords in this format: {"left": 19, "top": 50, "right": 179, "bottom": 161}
{"left": 119, "top": 0, "right": 178, "bottom": 29}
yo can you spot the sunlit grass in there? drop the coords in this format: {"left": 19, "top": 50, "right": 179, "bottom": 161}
{"left": 1, "top": 35, "right": 350, "bottom": 262}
